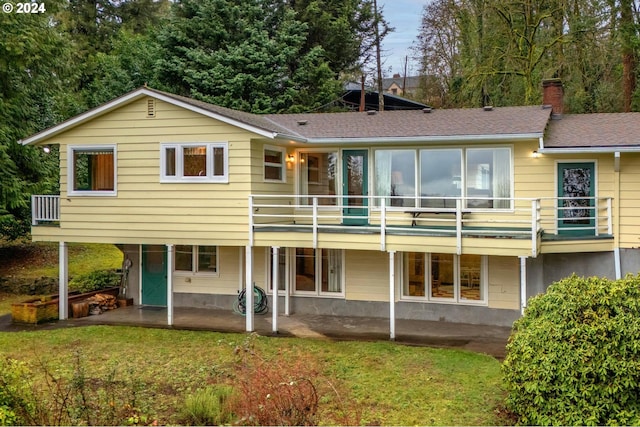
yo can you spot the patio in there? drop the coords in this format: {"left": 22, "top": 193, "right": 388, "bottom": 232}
{"left": 1, "top": 305, "right": 512, "bottom": 359}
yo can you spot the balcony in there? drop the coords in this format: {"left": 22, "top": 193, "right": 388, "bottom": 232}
{"left": 31, "top": 195, "right": 60, "bottom": 225}
{"left": 249, "top": 195, "right": 613, "bottom": 256}
{"left": 30, "top": 194, "right": 614, "bottom": 256}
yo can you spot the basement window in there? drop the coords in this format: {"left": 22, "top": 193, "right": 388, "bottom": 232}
{"left": 68, "top": 145, "right": 117, "bottom": 196}
{"left": 175, "top": 245, "right": 218, "bottom": 274}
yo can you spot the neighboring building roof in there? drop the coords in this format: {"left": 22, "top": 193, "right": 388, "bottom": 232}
{"left": 381, "top": 75, "right": 422, "bottom": 91}
{"left": 340, "top": 84, "right": 430, "bottom": 111}
{"left": 544, "top": 113, "right": 640, "bottom": 150}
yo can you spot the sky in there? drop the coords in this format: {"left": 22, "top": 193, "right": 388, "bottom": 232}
{"left": 379, "top": 0, "right": 426, "bottom": 77}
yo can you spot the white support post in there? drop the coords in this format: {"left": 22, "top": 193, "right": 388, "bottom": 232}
{"left": 167, "top": 244, "right": 174, "bottom": 326}
{"left": 519, "top": 256, "right": 527, "bottom": 315}
{"left": 614, "top": 247, "right": 622, "bottom": 280}
{"left": 272, "top": 246, "right": 279, "bottom": 333}
{"left": 380, "top": 199, "right": 386, "bottom": 251}
{"left": 245, "top": 246, "right": 254, "bottom": 332}
{"left": 59, "top": 242, "right": 68, "bottom": 320}
{"left": 389, "top": 251, "right": 396, "bottom": 340}
{"left": 312, "top": 197, "right": 318, "bottom": 249}
{"left": 248, "top": 196, "right": 254, "bottom": 246}
{"left": 531, "top": 200, "right": 539, "bottom": 257}
{"left": 284, "top": 248, "right": 291, "bottom": 316}
{"left": 455, "top": 199, "right": 462, "bottom": 255}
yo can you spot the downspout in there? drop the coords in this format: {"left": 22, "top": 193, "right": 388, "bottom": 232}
{"left": 614, "top": 151, "right": 622, "bottom": 279}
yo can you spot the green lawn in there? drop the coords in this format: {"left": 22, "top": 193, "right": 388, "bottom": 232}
{"left": 0, "top": 327, "right": 508, "bottom": 426}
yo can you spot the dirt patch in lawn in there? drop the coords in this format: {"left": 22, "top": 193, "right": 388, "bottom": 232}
{"left": 0, "top": 241, "right": 59, "bottom": 277}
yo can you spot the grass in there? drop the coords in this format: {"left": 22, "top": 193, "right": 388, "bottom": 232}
{"left": 0, "top": 327, "right": 507, "bottom": 426}
{"left": 0, "top": 241, "right": 123, "bottom": 279}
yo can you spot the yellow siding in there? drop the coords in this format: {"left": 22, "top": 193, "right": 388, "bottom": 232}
{"left": 345, "top": 250, "right": 389, "bottom": 302}
{"left": 619, "top": 155, "right": 640, "bottom": 248}
{"left": 487, "top": 256, "right": 520, "bottom": 310}
{"left": 46, "top": 97, "right": 262, "bottom": 245}
{"left": 173, "top": 247, "right": 241, "bottom": 295}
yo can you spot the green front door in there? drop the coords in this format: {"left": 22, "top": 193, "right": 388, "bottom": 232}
{"left": 141, "top": 245, "right": 167, "bottom": 306}
{"left": 557, "top": 162, "right": 596, "bottom": 236}
{"left": 342, "top": 149, "right": 368, "bottom": 225}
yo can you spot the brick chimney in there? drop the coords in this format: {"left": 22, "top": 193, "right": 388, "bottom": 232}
{"left": 542, "top": 78, "right": 564, "bottom": 118}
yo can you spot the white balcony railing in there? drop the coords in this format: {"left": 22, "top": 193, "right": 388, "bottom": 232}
{"left": 31, "top": 195, "right": 60, "bottom": 225}
{"left": 249, "top": 195, "right": 613, "bottom": 256}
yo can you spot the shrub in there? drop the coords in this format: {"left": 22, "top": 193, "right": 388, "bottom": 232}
{"left": 69, "top": 269, "right": 120, "bottom": 293}
{"left": 0, "top": 358, "right": 33, "bottom": 426}
{"left": 180, "top": 385, "right": 234, "bottom": 426}
{"left": 228, "top": 335, "right": 319, "bottom": 426}
{"left": 503, "top": 274, "right": 640, "bottom": 425}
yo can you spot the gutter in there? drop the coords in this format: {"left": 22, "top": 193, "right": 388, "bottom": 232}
{"left": 294, "top": 133, "right": 544, "bottom": 145}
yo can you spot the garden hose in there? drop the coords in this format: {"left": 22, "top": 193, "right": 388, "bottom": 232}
{"left": 233, "top": 285, "right": 268, "bottom": 315}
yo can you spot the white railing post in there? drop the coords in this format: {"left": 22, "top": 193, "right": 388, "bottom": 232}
{"left": 607, "top": 197, "right": 612, "bottom": 235}
{"left": 31, "top": 195, "right": 37, "bottom": 225}
{"left": 456, "top": 198, "right": 462, "bottom": 255}
{"left": 312, "top": 197, "right": 318, "bottom": 249}
{"left": 248, "top": 195, "right": 254, "bottom": 246}
{"left": 594, "top": 197, "right": 600, "bottom": 236}
{"left": 380, "top": 198, "right": 386, "bottom": 251}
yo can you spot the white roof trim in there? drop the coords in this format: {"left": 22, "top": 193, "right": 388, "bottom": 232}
{"left": 20, "top": 88, "right": 278, "bottom": 145}
{"left": 303, "top": 133, "right": 544, "bottom": 144}
{"left": 540, "top": 146, "right": 640, "bottom": 154}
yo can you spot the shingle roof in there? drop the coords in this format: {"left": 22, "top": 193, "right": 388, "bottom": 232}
{"left": 146, "top": 88, "right": 298, "bottom": 137}
{"left": 545, "top": 113, "right": 640, "bottom": 148}
{"left": 21, "top": 86, "right": 552, "bottom": 146}
{"left": 265, "top": 105, "right": 552, "bottom": 141}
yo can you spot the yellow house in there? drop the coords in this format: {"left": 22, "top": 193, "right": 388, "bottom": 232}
{"left": 21, "top": 82, "right": 640, "bottom": 336}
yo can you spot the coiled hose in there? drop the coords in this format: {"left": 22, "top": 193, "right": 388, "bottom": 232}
{"left": 233, "top": 285, "right": 269, "bottom": 315}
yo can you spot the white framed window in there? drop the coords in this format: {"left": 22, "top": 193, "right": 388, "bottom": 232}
{"left": 402, "top": 252, "right": 486, "bottom": 304}
{"left": 67, "top": 145, "right": 117, "bottom": 196}
{"left": 174, "top": 245, "right": 218, "bottom": 275}
{"left": 161, "top": 142, "right": 228, "bottom": 183}
{"left": 374, "top": 146, "right": 513, "bottom": 209}
{"left": 264, "top": 145, "right": 286, "bottom": 182}
{"left": 298, "top": 150, "right": 338, "bottom": 205}
{"left": 294, "top": 248, "right": 344, "bottom": 297}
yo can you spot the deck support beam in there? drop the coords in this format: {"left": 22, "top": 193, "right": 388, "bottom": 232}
{"left": 167, "top": 244, "right": 174, "bottom": 326}
{"left": 59, "top": 241, "right": 68, "bottom": 320}
{"left": 271, "top": 246, "right": 279, "bottom": 333}
{"left": 245, "top": 246, "right": 254, "bottom": 332}
{"left": 389, "top": 250, "right": 396, "bottom": 340}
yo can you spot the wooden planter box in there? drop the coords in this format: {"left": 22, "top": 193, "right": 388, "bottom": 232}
{"left": 11, "top": 287, "right": 121, "bottom": 324}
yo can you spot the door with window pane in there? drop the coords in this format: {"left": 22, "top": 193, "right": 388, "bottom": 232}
{"left": 141, "top": 245, "right": 167, "bottom": 306}
{"left": 557, "top": 162, "right": 595, "bottom": 235}
{"left": 342, "top": 150, "right": 368, "bottom": 225}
